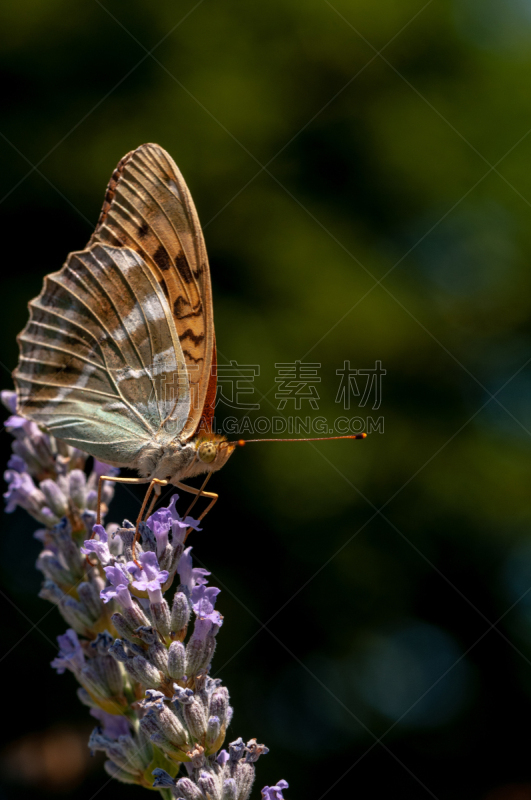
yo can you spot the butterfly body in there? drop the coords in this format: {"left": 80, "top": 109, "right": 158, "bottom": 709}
{"left": 14, "top": 144, "right": 235, "bottom": 486}
{"left": 135, "top": 433, "right": 234, "bottom": 484}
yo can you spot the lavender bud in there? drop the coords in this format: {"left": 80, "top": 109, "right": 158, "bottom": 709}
{"left": 89, "top": 730, "right": 137, "bottom": 775}
{"left": 148, "top": 731, "right": 184, "bottom": 756}
{"left": 38, "top": 579, "right": 64, "bottom": 605}
{"left": 109, "top": 639, "right": 129, "bottom": 663}
{"left": 136, "top": 728, "right": 154, "bottom": 765}
{"left": 117, "top": 734, "right": 152, "bottom": 772}
{"left": 111, "top": 613, "right": 141, "bottom": 644}
{"left": 168, "top": 641, "right": 186, "bottom": 681}
{"left": 78, "top": 582, "right": 102, "bottom": 622}
{"left": 101, "top": 481, "right": 115, "bottom": 508}
{"left": 185, "top": 636, "right": 208, "bottom": 678}
{"left": 36, "top": 551, "right": 74, "bottom": 587}
{"left": 198, "top": 771, "right": 221, "bottom": 800}
{"left": 121, "top": 600, "right": 151, "bottom": 631}
{"left": 222, "top": 779, "right": 238, "bottom": 800}
{"left": 157, "top": 704, "right": 189, "bottom": 745}
{"left": 139, "top": 710, "right": 161, "bottom": 739}
{"left": 103, "top": 760, "right": 138, "bottom": 785}
{"left": 233, "top": 762, "right": 255, "bottom": 800}
{"left": 173, "top": 686, "right": 194, "bottom": 706}
{"left": 158, "top": 543, "right": 174, "bottom": 572}
{"left": 244, "top": 738, "right": 269, "bottom": 763}
{"left": 50, "top": 519, "right": 84, "bottom": 577}
{"left": 39, "top": 479, "right": 68, "bottom": 518}
{"left": 151, "top": 599, "right": 171, "bottom": 638}
{"left": 89, "top": 572, "right": 106, "bottom": 594}
{"left": 77, "top": 687, "right": 97, "bottom": 708}
{"left": 140, "top": 706, "right": 188, "bottom": 748}
{"left": 206, "top": 716, "right": 221, "bottom": 748}
{"left": 175, "top": 777, "right": 204, "bottom": 800}
{"left": 85, "top": 491, "right": 97, "bottom": 512}
{"left": 80, "top": 665, "right": 111, "bottom": 701}
{"left": 152, "top": 769, "right": 177, "bottom": 788}
{"left": 132, "top": 655, "right": 162, "bottom": 689}
{"left": 134, "top": 626, "right": 157, "bottom": 645}
{"left": 147, "top": 641, "right": 169, "bottom": 674}
{"left": 58, "top": 596, "right": 92, "bottom": 634}
{"left": 229, "top": 738, "right": 245, "bottom": 762}
{"left": 168, "top": 542, "right": 185, "bottom": 574}
{"left": 171, "top": 591, "right": 190, "bottom": 634}
{"left": 99, "top": 655, "right": 125, "bottom": 696}
{"left": 183, "top": 696, "right": 208, "bottom": 741}
{"left": 210, "top": 687, "right": 230, "bottom": 726}
{"left": 68, "top": 469, "right": 87, "bottom": 509}
{"left": 201, "top": 632, "right": 217, "bottom": 673}
{"left": 33, "top": 434, "right": 56, "bottom": 473}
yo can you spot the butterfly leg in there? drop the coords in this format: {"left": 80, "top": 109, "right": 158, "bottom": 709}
{"left": 144, "top": 482, "right": 164, "bottom": 521}
{"left": 132, "top": 479, "right": 169, "bottom": 565}
{"left": 85, "top": 475, "right": 151, "bottom": 566}
{"left": 174, "top": 478, "right": 219, "bottom": 541}
{"left": 96, "top": 475, "right": 151, "bottom": 526}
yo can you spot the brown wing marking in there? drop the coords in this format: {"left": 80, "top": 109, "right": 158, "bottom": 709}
{"left": 194, "top": 336, "right": 217, "bottom": 436}
{"left": 14, "top": 244, "right": 190, "bottom": 466}
{"left": 88, "top": 143, "right": 214, "bottom": 441}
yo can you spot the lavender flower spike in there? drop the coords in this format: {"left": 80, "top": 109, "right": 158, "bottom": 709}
{"left": 4, "top": 403, "right": 282, "bottom": 796}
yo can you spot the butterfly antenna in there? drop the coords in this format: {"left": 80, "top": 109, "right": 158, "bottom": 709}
{"left": 228, "top": 433, "right": 367, "bottom": 445}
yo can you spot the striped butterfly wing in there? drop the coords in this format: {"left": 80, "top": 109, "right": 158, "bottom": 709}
{"left": 88, "top": 143, "right": 216, "bottom": 439}
{"left": 14, "top": 244, "right": 190, "bottom": 467}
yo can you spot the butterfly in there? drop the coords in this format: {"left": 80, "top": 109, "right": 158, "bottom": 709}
{"left": 14, "top": 143, "right": 366, "bottom": 533}
{"left": 14, "top": 143, "right": 233, "bottom": 523}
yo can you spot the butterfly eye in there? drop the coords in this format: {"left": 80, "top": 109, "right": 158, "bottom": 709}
{"left": 198, "top": 441, "right": 217, "bottom": 463}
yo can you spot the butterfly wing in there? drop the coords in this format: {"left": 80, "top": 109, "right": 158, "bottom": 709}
{"left": 88, "top": 143, "right": 216, "bottom": 439}
{"left": 14, "top": 243, "right": 190, "bottom": 467}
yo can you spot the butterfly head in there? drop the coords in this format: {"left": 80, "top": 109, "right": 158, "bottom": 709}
{"left": 190, "top": 433, "right": 236, "bottom": 476}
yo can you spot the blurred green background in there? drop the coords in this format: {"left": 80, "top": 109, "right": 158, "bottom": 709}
{"left": 2, "top": 1, "right": 531, "bottom": 798}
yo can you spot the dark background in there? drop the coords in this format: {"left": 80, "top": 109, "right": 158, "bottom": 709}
{"left": 2, "top": 1, "right": 531, "bottom": 799}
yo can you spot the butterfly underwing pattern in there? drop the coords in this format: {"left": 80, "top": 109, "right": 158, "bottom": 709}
{"left": 14, "top": 143, "right": 234, "bottom": 485}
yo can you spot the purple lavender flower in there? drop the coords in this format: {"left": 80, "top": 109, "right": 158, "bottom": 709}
{"left": 191, "top": 584, "right": 223, "bottom": 638}
{"left": 81, "top": 524, "right": 112, "bottom": 565}
{"left": 1, "top": 389, "right": 17, "bottom": 414}
{"left": 91, "top": 460, "right": 120, "bottom": 480}
{"left": 127, "top": 552, "right": 169, "bottom": 604}
{"left": 178, "top": 546, "right": 210, "bottom": 594}
{"left": 7, "top": 454, "right": 27, "bottom": 473}
{"left": 4, "top": 469, "right": 39, "bottom": 513}
{"left": 5, "top": 414, "right": 30, "bottom": 432}
{"left": 90, "top": 707, "right": 130, "bottom": 739}
{"left": 261, "top": 780, "right": 289, "bottom": 800}
{"left": 146, "top": 494, "right": 202, "bottom": 558}
{"left": 101, "top": 564, "right": 131, "bottom": 605}
{"left": 3, "top": 468, "right": 57, "bottom": 525}
{"left": 51, "top": 628, "right": 85, "bottom": 674}
{"left": 167, "top": 494, "right": 202, "bottom": 531}
{"left": 146, "top": 511, "right": 171, "bottom": 557}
